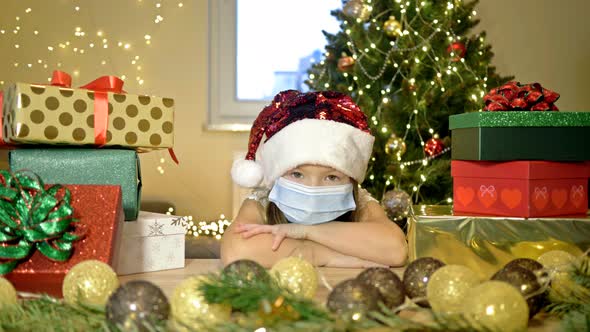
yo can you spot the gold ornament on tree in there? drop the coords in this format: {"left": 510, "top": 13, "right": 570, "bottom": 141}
{"left": 462, "top": 281, "right": 529, "bottom": 332}
{"left": 343, "top": 0, "right": 370, "bottom": 22}
{"left": 384, "top": 134, "right": 406, "bottom": 157}
{"left": 62, "top": 260, "right": 119, "bottom": 307}
{"left": 337, "top": 54, "right": 356, "bottom": 72}
{"left": 0, "top": 277, "right": 17, "bottom": 308}
{"left": 270, "top": 256, "right": 318, "bottom": 299}
{"left": 426, "top": 265, "right": 480, "bottom": 314}
{"left": 383, "top": 16, "right": 402, "bottom": 37}
{"left": 170, "top": 276, "right": 231, "bottom": 330}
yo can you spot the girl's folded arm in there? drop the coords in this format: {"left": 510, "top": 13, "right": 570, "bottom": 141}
{"left": 220, "top": 199, "right": 388, "bottom": 268}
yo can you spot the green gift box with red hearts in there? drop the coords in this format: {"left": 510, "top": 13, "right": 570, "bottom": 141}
{"left": 451, "top": 160, "right": 589, "bottom": 217}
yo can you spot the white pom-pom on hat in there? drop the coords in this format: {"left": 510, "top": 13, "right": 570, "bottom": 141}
{"left": 231, "top": 159, "right": 264, "bottom": 188}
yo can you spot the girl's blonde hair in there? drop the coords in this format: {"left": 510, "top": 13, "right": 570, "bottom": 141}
{"left": 265, "top": 181, "right": 360, "bottom": 225}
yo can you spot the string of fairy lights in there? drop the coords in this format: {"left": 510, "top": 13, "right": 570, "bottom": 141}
{"left": 1, "top": 1, "right": 236, "bottom": 232}
{"left": 0, "top": 0, "right": 184, "bottom": 173}
{"left": 166, "top": 208, "right": 231, "bottom": 240}
{"left": 309, "top": 0, "right": 490, "bottom": 204}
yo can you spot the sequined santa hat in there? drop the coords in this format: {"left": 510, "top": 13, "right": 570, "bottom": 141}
{"left": 231, "top": 90, "right": 375, "bottom": 188}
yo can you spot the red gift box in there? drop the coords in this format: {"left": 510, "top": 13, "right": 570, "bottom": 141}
{"left": 4, "top": 185, "right": 123, "bottom": 297}
{"left": 452, "top": 161, "right": 589, "bottom": 217}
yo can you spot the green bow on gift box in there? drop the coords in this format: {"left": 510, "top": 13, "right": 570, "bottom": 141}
{"left": 0, "top": 170, "right": 81, "bottom": 274}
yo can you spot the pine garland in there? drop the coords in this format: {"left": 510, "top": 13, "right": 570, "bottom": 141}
{"left": 198, "top": 271, "right": 330, "bottom": 322}
{"left": 543, "top": 255, "right": 590, "bottom": 332}
{"left": 0, "top": 296, "right": 110, "bottom": 332}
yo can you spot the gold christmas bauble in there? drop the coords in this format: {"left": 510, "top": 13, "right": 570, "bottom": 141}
{"left": 384, "top": 134, "right": 406, "bottom": 156}
{"left": 383, "top": 16, "right": 402, "bottom": 37}
{"left": 62, "top": 260, "right": 119, "bottom": 307}
{"left": 462, "top": 281, "right": 529, "bottom": 332}
{"left": 343, "top": 0, "right": 370, "bottom": 22}
{"left": 538, "top": 250, "right": 576, "bottom": 272}
{"left": 0, "top": 277, "right": 17, "bottom": 308}
{"left": 510, "top": 240, "right": 583, "bottom": 261}
{"left": 270, "top": 257, "right": 318, "bottom": 299}
{"left": 171, "top": 276, "right": 231, "bottom": 330}
{"left": 426, "top": 265, "right": 480, "bottom": 314}
{"left": 337, "top": 55, "right": 355, "bottom": 72}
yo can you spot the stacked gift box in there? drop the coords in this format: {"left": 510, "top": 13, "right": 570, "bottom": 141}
{"left": 0, "top": 71, "right": 185, "bottom": 296}
{"left": 408, "top": 81, "right": 590, "bottom": 278}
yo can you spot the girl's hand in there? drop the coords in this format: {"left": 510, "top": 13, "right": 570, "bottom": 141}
{"left": 235, "top": 223, "right": 308, "bottom": 251}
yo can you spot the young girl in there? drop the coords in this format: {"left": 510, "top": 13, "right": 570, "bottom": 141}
{"left": 221, "top": 90, "right": 407, "bottom": 268}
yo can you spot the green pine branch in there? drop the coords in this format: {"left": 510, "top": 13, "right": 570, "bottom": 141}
{"left": 198, "top": 272, "right": 330, "bottom": 322}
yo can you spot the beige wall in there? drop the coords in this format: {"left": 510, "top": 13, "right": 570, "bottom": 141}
{"left": 0, "top": 0, "right": 588, "bottom": 220}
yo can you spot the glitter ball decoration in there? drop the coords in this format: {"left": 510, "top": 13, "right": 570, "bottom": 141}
{"left": 462, "top": 281, "right": 529, "bottom": 332}
{"left": 426, "top": 265, "right": 480, "bottom": 314}
{"left": 381, "top": 189, "right": 411, "bottom": 219}
{"left": 0, "top": 278, "right": 17, "bottom": 308}
{"left": 270, "top": 256, "right": 318, "bottom": 299}
{"left": 337, "top": 55, "right": 355, "bottom": 72}
{"left": 326, "top": 278, "right": 382, "bottom": 320}
{"left": 402, "top": 257, "right": 445, "bottom": 307}
{"left": 222, "top": 259, "right": 270, "bottom": 286}
{"left": 424, "top": 138, "right": 445, "bottom": 157}
{"left": 62, "top": 260, "right": 119, "bottom": 307}
{"left": 384, "top": 134, "right": 406, "bottom": 156}
{"left": 383, "top": 16, "right": 402, "bottom": 37}
{"left": 343, "top": 0, "right": 370, "bottom": 22}
{"left": 171, "top": 276, "right": 231, "bottom": 329}
{"left": 356, "top": 267, "right": 405, "bottom": 309}
{"left": 538, "top": 250, "right": 575, "bottom": 271}
{"left": 504, "top": 258, "right": 544, "bottom": 272}
{"left": 446, "top": 42, "right": 467, "bottom": 62}
{"left": 491, "top": 266, "right": 544, "bottom": 318}
{"left": 106, "top": 281, "right": 170, "bottom": 332}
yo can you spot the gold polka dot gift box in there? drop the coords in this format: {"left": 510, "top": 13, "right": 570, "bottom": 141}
{"left": 1, "top": 72, "right": 174, "bottom": 149}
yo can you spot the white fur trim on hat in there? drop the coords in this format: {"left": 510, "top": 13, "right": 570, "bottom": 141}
{"left": 231, "top": 159, "right": 264, "bottom": 188}
{"left": 259, "top": 119, "right": 374, "bottom": 187}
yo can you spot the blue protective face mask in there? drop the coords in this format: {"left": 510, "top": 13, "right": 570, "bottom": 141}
{"left": 268, "top": 177, "right": 356, "bottom": 225}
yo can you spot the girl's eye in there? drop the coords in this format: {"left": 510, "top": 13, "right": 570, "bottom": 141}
{"left": 291, "top": 171, "right": 303, "bottom": 179}
{"left": 326, "top": 175, "right": 340, "bottom": 182}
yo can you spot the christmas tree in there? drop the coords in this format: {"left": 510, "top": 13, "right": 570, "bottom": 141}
{"left": 306, "top": 0, "right": 512, "bottom": 221}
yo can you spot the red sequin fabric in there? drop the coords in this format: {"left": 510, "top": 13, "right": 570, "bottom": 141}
{"left": 246, "top": 90, "right": 371, "bottom": 160}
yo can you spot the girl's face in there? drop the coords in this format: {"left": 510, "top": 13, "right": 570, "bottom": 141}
{"left": 282, "top": 164, "right": 351, "bottom": 187}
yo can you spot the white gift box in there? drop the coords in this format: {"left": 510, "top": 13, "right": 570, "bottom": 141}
{"left": 115, "top": 211, "right": 186, "bottom": 275}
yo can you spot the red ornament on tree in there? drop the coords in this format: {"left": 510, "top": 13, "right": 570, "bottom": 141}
{"left": 424, "top": 138, "right": 445, "bottom": 156}
{"left": 446, "top": 42, "right": 466, "bottom": 62}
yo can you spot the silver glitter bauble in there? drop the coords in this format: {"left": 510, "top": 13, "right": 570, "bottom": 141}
{"left": 106, "top": 280, "right": 170, "bottom": 331}
{"left": 343, "top": 0, "right": 370, "bottom": 21}
{"left": 382, "top": 189, "right": 411, "bottom": 219}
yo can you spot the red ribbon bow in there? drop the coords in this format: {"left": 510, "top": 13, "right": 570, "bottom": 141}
{"left": 483, "top": 81, "right": 560, "bottom": 112}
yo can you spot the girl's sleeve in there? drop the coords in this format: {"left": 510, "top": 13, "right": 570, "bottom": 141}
{"left": 357, "top": 188, "right": 379, "bottom": 210}
{"left": 246, "top": 188, "right": 270, "bottom": 209}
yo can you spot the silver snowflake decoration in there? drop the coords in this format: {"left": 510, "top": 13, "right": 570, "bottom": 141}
{"left": 148, "top": 220, "right": 165, "bottom": 237}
